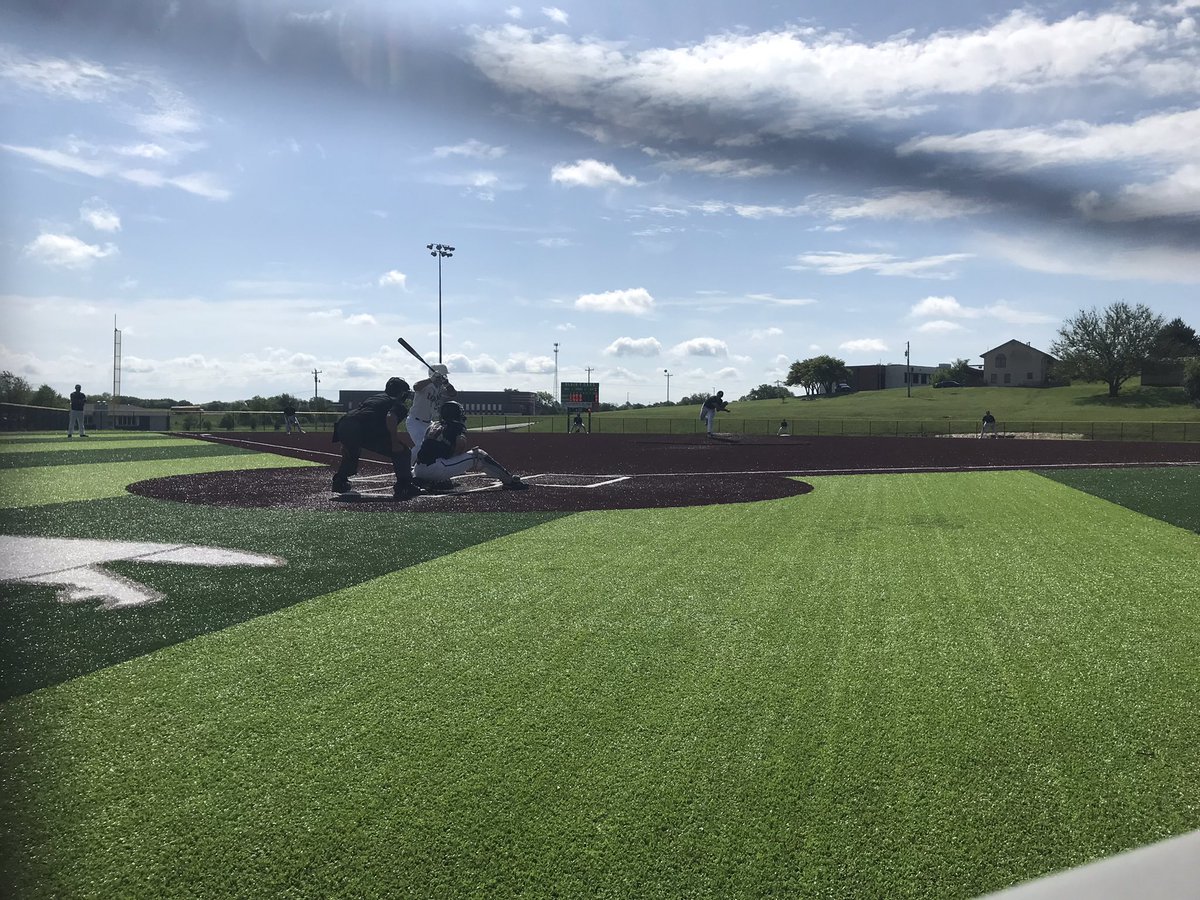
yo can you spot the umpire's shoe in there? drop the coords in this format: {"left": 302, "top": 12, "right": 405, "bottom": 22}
{"left": 331, "top": 476, "right": 351, "bottom": 493}
{"left": 394, "top": 482, "right": 424, "bottom": 501}
{"left": 502, "top": 476, "right": 529, "bottom": 491}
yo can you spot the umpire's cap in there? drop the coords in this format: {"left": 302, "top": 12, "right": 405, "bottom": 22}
{"left": 385, "top": 377, "right": 411, "bottom": 398}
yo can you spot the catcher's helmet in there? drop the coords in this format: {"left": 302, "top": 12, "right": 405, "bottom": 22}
{"left": 385, "top": 376, "right": 411, "bottom": 398}
{"left": 439, "top": 400, "right": 466, "bottom": 422}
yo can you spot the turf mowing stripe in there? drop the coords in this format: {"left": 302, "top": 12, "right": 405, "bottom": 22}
{"left": 2, "top": 472, "right": 1197, "bottom": 899}
{"left": 0, "top": 444, "right": 256, "bottom": 469}
{"left": 0, "top": 454, "right": 317, "bottom": 509}
{"left": 0, "top": 436, "right": 201, "bottom": 454}
{"left": 1038, "top": 465, "right": 1200, "bottom": 534}
{"left": 0, "top": 432, "right": 174, "bottom": 446}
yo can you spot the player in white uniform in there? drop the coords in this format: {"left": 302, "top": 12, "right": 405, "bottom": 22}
{"left": 405, "top": 365, "right": 456, "bottom": 450}
{"left": 413, "top": 401, "right": 528, "bottom": 490}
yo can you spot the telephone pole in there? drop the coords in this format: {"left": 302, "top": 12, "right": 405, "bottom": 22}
{"left": 906, "top": 341, "right": 912, "bottom": 398}
{"left": 312, "top": 368, "right": 322, "bottom": 401}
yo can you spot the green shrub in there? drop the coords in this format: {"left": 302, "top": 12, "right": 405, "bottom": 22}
{"left": 1183, "top": 358, "right": 1200, "bottom": 405}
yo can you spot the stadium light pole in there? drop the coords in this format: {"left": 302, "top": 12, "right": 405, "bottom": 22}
{"left": 426, "top": 243, "right": 455, "bottom": 363}
{"left": 664, "top": 369, "right": 672, "bottom": 403}
{"left": 553, "top": 342, "right": 559, "bottom": 399}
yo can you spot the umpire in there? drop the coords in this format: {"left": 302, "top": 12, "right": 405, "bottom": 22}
{"left": 331, "top": 377, "right": 422, "bottom": 500}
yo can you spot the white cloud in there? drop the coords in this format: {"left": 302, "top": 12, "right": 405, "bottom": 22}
{"left": 672, "top": 337, "right": 728, "bottom": 357}
{"left": 575, "top": 287, "right": 655, "bottom": 314}
{"left": 551, "top": 159, "right": 639, "bottom": 188}
{"left": 791, "top": 251, "right": 971, "bottom": 278}
{"left": 917, "top": 320, "right": 966, "bottom": 334}
{"left": 542, "top": 7, "right": 569, "bottom": 25}
{"left": 23, "top": 233, "right": 117, "bottom": 269}
{"left": 839, "top": 338, "right": 888, "bottom": 353}
{"left": 651, "top": 154, "right": 780, "bottom": 179}
{"left": 555, "top": 322, "right": 576, "bottom": 331}
{"left": 910, "top": 294, "right": 1054, "bottom": 325}
{"left": 0, "top": 50, "right": 127, "bottom": 101}
{"left": 750, "top": 327, "right": 784, "bottom": 339}
{"left": 910, "top": 296, "right": 982, "bottom": 319}
{"left": 2, "top": 144, "right": 111, "bottom": 177}
{"left": 378, "top": 270, "right": 408, "bottom": 288}
{"left": 538, "top": 237, "right": 573, "bottom": 248}
{"left": 744, "top": 293, "right": 818, "bottom": 307}
{"left": 1079, "top": 164, "right": 1200, "bottom": 220}
{"left": 433, "top": 139, "right": 507, "bottom": 159}
{"left": 985, "top": 231, "right": 1200, "bottom": 284}
{"left": 506, "top": 6, "right": 523, "bottom": 20}
{"left": 504, "top": 354, "right": 556, "bottom": 373}
{"left": 899, "top": 109, "right": 1200, "bottom": 170}
{"left": 468, "top": 12, "right": 1174, "bottom": 138}
{"left": 80, "top": 198, "right": 120, "bottom": 232}
{"left": 692, "top": 200, "right": 807, "bottom": 218}
{"left": 345, "top": 314, "right": 378, "bottom": 326}
{"left": 823, "top": 191, "right": 992, "bottom": 221}
{"left": 604, "top": 336, "right": 662, "bottom": 356}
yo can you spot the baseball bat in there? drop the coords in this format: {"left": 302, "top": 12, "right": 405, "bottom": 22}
{"left": 397, "top": 337, "right": 437, "bottom": 373}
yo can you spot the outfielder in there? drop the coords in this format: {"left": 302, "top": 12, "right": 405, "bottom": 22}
{"left": 67, "top": 384, "right": 87, "bottom": 438}
{"left": 414, "top": 401, "right": 528, "bottom": 490}
{"left": 330, "top": 377, "right": 422, "bottom": 500}
{"left": 406, "top": 365, "right": 456, "bottom": 449}
{"left": 700, "top": 390, "right": 729, "bottom": 436}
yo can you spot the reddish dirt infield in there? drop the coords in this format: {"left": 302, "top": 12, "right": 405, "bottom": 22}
{"left": 131, "top": 431, "right": 1200, "bottom": 513}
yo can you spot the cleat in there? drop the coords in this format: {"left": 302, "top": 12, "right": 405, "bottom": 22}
{"left": 393, "top": 483, "right": 424, "bottom": 501}
{"left": 503, "top": 477, "right": 529, "bottom": 491}
{"left": 331, "top": 477, "right": 352, "bottom": 494}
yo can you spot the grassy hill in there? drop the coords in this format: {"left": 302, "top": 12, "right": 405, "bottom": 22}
{"left": 573, "top": 381, "right": 1198, "bottom": 440}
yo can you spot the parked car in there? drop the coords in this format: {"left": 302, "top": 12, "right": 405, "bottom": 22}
{"left": 934, "top": 380, "right": 963, "bottom": 388}
{"left": 834, "top": 382, "right": 854, "bottom": 393}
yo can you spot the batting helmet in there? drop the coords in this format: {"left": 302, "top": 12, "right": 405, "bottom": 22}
{"left": 385, "top": 377, "right": 411, "bottom": 398}
{"left": 439, "top": 400, "right": 466, "bottom": 422}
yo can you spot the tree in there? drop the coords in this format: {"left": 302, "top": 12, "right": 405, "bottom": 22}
{"left": 534, "top": 391, "right": 561, "bottom": 413}
{"left": 677, "top": 392, "right": 708, "bottom": 406}
{"left": 1050, "top": 302, "right": 1165, "bottom": 398}
{"left": 1184, "top": 359, "right": 1200, "bottom": 405}
{"left": 739, "top": 383, "right": 793, "bottom": 402}
{"left": 0, "top": 371, "right": 33, "bottom": 404}
{"left": 29, "top": 384, "right": 67, "bottom": 407}
{"left": 786, "top": 355, "right": 850, "bottom": 397}
{"left": 1150, "top": 318, "right": 1200, "bottom": 359}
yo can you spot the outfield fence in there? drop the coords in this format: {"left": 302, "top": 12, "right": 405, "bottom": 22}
{"left": 468, "top": 415, "right": 1200, "bottom": 441}
{"left": 2, "top": 404, "right": 1194, "bottom": 441}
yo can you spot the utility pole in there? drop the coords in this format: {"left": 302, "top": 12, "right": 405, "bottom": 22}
{"left": 312, "top": 368, "right": 322, "bottom": 402}
{"left": 906, "top": 341, "right": 912, "bottom": 398}
{"left": 585, "top": 365, "right": 594, "bottom": 384}
{"left": 553, "top": 342, "right": 560, "bottom": 398}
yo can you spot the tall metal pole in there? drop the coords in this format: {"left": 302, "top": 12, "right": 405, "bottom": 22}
{"left": 906, "top": 341, "right": 911, "bottom": 398}
{"left": 553, "top": 342, "right": 559, "bottom": 398}
{"left": 427, "top": 243, "right": 455, "bottom": 364}
{"left": 664, "top": 369, "right": 671, "bottom": 403}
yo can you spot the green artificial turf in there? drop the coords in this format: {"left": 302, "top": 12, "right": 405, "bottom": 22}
{"left": 1039, "top": 465, "right": 1200, "bottom": 534}
{"left": 3, "top": 471, "right": 1197, "bottom": 899}
{"left": 0, "top": 443, "right": 255, "bottom": 469}
{"left": 0, "top": 435, "right": 198, "bottom": 454}
{"left": 0, "top": 453, "right": 315, "bottom": 508}
{"left": 0, "top": 497, "right": 564, "bottom": 699}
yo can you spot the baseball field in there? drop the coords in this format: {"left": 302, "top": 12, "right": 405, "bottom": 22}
{"left": 1, "top": 430, "right": 1198, "bottom": 898}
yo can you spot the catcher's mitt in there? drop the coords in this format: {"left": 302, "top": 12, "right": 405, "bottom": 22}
{"left": 718, "top": 401, "right": 730, "bottom": 412}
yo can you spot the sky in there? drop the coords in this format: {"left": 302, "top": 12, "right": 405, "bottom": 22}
{"left": 2, "top": 0, "right": 1198, "bottom": 406}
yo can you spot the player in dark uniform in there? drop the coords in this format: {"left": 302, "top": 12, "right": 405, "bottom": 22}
{"left": 331, "top": 377, "right": 422, "bottom": 499}
{"left": 413, "top": 400, "right": 527, "bottom": 489}
{"left": 701, "top": 390, "right": 728, "bottom": 436}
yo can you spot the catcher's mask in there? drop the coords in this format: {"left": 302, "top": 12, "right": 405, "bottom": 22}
{"left": 439, "top": 400, "right": 466, "bottom": 423}
{"left": 385, "top": 377, "right": 412, "bottom": 399}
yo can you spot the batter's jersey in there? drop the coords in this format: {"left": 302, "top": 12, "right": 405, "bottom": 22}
{"left": 408, "top": 382, "right": 449, "bottom": 422}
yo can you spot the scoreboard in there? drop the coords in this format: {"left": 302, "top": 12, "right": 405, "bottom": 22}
{"left": 560, "top": 381, "right": 600, "bottom": 410}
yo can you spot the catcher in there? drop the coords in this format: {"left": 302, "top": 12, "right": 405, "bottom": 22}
{"left": 700, "top": 390, "right": 729, "bottom": 436}
{"left": 414, "top": 401, "right": 528, "bottom": 490}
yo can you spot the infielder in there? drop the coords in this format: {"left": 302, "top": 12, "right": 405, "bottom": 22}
{"left": 414, "top": 401, "right": 527, "bottom": 490}
{"left": 67, "top": 384, "right": 87, "bottom": 438}
{"left": 980, "top": 410, "right": 997, "bottom": 438}
{"left": 330, "top": 377, "right": 422, "bottom": 500}
{"left": 700, "top": 390, "right": 728, "bottom": 436}
{"left": 406, "top": 364, "right": 456, "bottom": 450}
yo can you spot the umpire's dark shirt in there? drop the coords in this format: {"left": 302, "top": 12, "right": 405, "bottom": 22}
{"left": 70, "top": 390, "right": 86, "bottom": 411}
{"left": 342, "top": 393, "right": 407, "bottom": 440}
